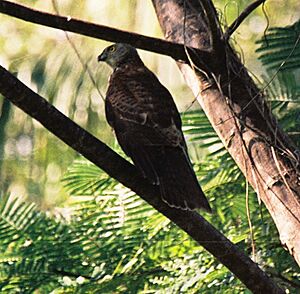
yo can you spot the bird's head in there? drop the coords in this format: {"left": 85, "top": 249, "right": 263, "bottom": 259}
{"left": 97, "top": 43, "right": 140, "bottom": 69}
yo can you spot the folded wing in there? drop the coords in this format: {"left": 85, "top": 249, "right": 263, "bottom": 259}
{"left": 105, "top": 66, "right": 211, "bottom": 211}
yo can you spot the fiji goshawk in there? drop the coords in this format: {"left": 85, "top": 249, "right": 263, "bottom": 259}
{"left": 98, "top": 43, "right": 211, "bottom": 212}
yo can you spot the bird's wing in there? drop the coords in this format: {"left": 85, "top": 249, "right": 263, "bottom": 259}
{"left": 106, "top": 67, "right": 184, "bottom": 148}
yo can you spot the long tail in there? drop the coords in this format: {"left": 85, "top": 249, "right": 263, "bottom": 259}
{"left": 158, "top": 147, "right": 211, "bottom": 212}
{"left": 128, "top": 145, "right": 211, "bottom": 212}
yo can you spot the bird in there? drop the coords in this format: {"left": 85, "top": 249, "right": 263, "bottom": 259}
{"left": 98, "top": 43, "right": 211, "bottom": 212}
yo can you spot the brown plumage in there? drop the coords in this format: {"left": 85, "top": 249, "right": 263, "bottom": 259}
{"left": 98, "top": 43, "right": 211, "bottom": 212}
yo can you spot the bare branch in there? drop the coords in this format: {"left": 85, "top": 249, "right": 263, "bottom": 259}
{"left": 224, "top": 0, "right": 267, "bottom": 41}
{"left": 0, "top": 64, "right": 284, "bottom": 293}
{"left": 0, "top": 0, "right": 213, "bottom": 69}
{"left": 269, "top": 271, "right": 300, "bottom": 290}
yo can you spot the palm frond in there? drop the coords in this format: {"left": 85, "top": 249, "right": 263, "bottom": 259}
{"left": 62, "top": 159, "right": 117, "bottom": 196}
{"left": 182, "top": 109, "right": 242, "bottom": 188}
{"left": 256, "top": 19, "right": 300, "bottom": 146}
{"left": 256, "top": 20, "right": 300, "bottom": 71}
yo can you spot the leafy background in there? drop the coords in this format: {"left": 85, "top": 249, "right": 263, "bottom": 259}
{"left": 0, "top": 0, "right": 300, "bottom": 293}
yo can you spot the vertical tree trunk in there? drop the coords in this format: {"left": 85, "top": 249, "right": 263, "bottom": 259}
{"left": 152, "top": 0, "right": 300, "bottom": 265}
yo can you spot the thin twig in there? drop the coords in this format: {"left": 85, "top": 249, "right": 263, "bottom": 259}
{"left": 272, "top": 273, "right": 300, "bottom": 289}
{"left": 224, "top": 0, "right": 267, "bottom": 41}
{"left": 51, "top": 0, "right": 105, "bottom": 101}
{"left": 271, "top": 146, "right": 297, "bottom": 200}
{"left": 245, "top": 178, "right": 256, "bottom": 261}
{"left": 52, "top": 269, "right": 92, "bottom": 280}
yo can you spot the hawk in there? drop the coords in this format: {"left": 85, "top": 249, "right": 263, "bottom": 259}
{"left": 98, "top": 43, "right": 211, "bottom": 212}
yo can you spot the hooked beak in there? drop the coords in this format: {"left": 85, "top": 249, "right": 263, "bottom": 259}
{"left": 97, "top": 51, "right": 107, "bottom": 62}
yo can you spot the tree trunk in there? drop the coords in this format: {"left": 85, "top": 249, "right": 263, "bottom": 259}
{"left": 152, "top": 0, "right": 300, "bottom": 266}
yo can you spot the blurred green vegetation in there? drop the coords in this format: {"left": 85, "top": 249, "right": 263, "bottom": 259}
{"left": 0, "top": 1, "right": 300, "bottom": 292}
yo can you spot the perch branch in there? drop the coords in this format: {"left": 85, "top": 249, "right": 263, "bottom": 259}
{"left": 0, "top": 0, "right": 214, "bottom": 69}
{"left": 224, "top": 0, "right": 267, "bottom": 40}
{"left": 0, "top": 64, "right": 283, "bottom": 293}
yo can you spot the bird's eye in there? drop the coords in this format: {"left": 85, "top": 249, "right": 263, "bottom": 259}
{"left": 109, "top": 46, "right": 116, "bottom": 53}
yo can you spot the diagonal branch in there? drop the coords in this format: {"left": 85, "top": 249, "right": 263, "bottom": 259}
{"left": 0, "top": 0, "right": 213, "bottom": 68}
{"left": 224, "top": 0, "right": 267, "bottom": 41}
{"left": 0, "top": 64, "right": 283, "bottom": 293}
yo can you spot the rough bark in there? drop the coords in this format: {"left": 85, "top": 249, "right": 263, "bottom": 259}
{"left": 152, "top": 0, "right": 300, "bottom": 266}
{"left": 0, "top": 65, "right": 284, "bottom": 293}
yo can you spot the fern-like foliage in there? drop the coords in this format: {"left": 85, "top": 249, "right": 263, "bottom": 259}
{"left": 256, "top": 19, "right": 300, "bottom": 148}
{"left": 256, "top": 20, "right": 300, "bottom": 71}
{"left": 0, "top": 193, "right": 88, "bottom": 293}
{"left": 1, "top": 152, "right": 299, "bottom": 293}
